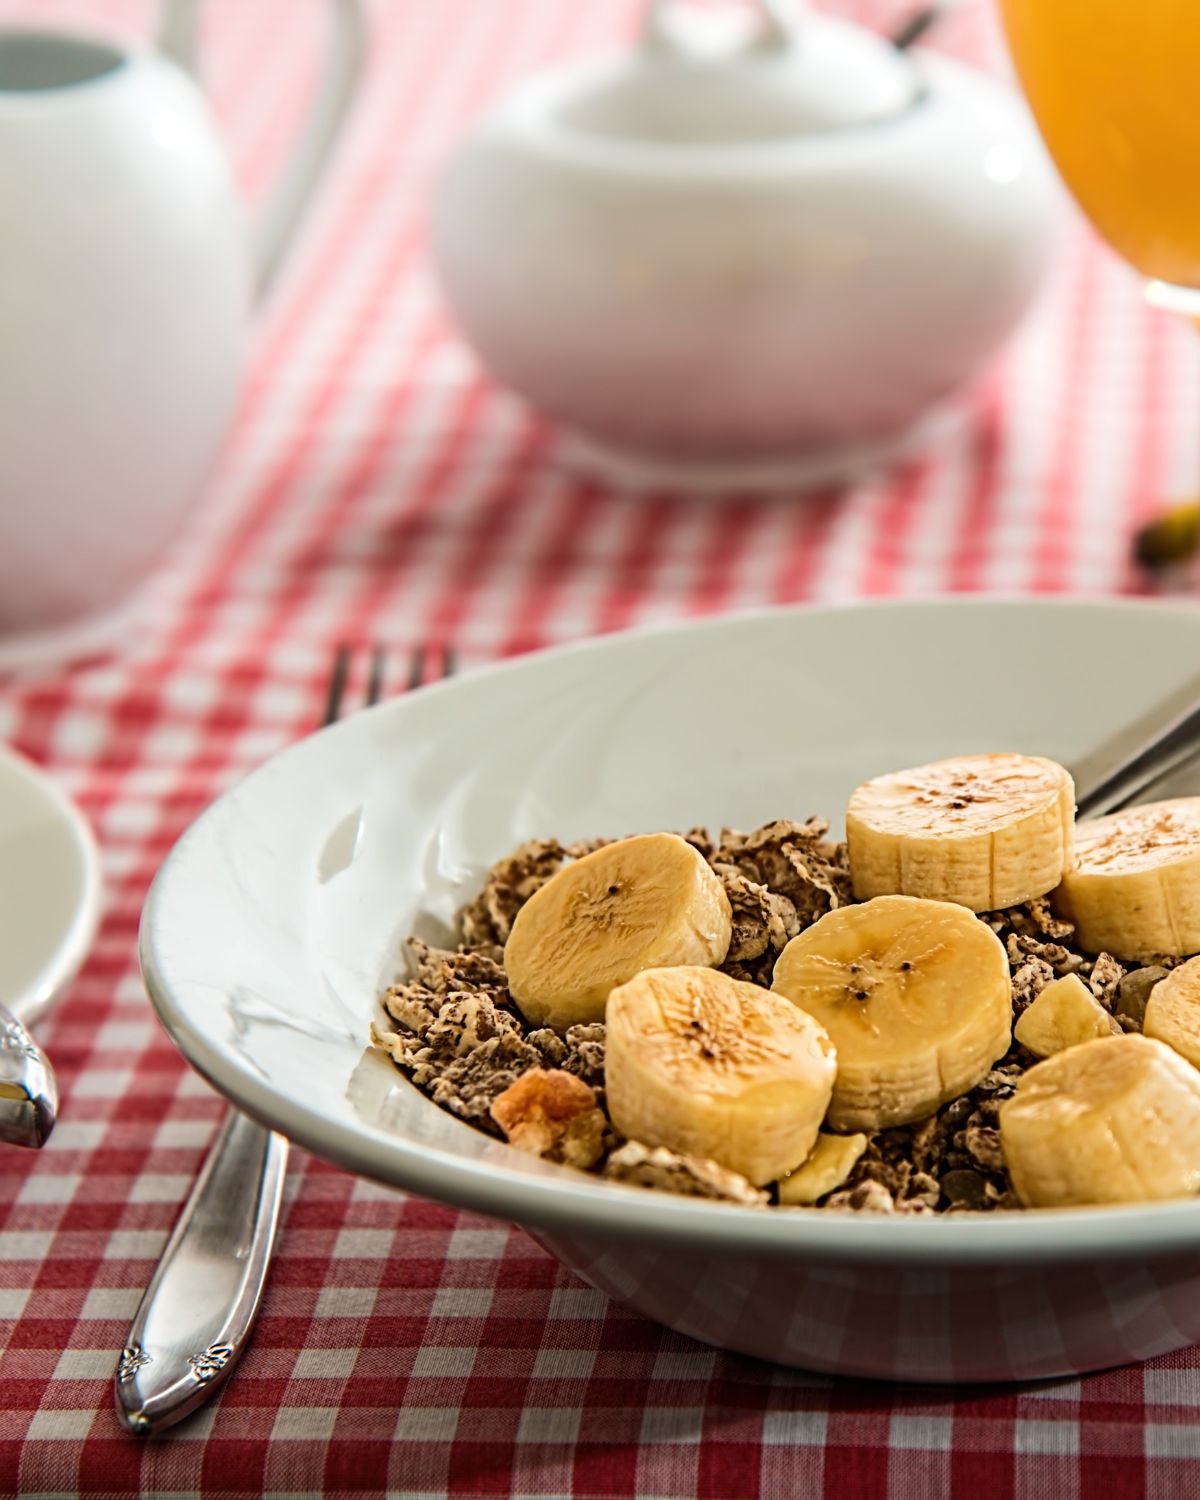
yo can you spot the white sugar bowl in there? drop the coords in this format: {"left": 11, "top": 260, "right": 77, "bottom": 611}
{"left": 433, "top": 0, "right": 1056, "bottom": 489}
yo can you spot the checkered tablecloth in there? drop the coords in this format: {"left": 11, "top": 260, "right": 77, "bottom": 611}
{"left": 3, "top": 0, "right": 1200, "bottom": 1495}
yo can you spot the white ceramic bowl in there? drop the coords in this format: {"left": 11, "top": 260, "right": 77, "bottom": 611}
{"left": 141, "top": 599, "right": 1200, "bottom": 1382}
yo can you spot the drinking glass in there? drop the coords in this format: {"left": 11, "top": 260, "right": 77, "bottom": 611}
{"left": 999, "top": 0, "right": 1200, "bottom": 316}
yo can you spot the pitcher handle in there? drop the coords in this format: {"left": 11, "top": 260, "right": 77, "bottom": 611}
{"left": 157, "top": 0, "right": 367, "bottom": 301}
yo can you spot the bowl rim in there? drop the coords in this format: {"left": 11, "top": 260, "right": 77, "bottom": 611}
{"left": 140, "top": 595, "right": 1200, "bottom": 1266}
{"left": 1, "top": 742, "right": 103, "bottom": 1026}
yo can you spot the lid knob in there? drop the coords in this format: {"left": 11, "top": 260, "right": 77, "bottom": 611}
{"left": 604, "top": 0, "right": 919, "bottom": 143}
{"left": 641, "top": 0, "right": 804, "bottom": 58}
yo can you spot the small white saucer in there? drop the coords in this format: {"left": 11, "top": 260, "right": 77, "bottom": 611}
{"left": 0, "top": 744, "right": 103, "bottom": 1024}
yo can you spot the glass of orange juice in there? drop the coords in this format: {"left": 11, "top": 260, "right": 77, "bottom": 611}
{"left": 999, "top": 0, "right": 1200, "bottom": 313}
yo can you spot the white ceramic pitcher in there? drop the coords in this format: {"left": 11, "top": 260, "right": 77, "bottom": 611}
{"left": 0, "top": 0, "right": 364, "bottom": 660}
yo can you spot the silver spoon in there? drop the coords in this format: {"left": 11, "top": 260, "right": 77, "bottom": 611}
{"left": 0, "top": 1003, "right": 57, "bottom": 1148}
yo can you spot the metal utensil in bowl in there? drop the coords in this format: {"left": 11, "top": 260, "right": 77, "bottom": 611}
{"left": 891, "top": 0, "right": 971, "bottom": 51}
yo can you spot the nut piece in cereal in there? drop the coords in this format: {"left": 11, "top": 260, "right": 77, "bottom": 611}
{"left": 490, "top": 1068, "right": 606, "bottom": 1169}
{"left": 999, "top": 1034, "right": 1200, "bottom": 1207}
{"left": 1014, "top": 972, "right": 1121, "bottom": 1059}
{"left": 604, "top": 965, "right": 836, "bottom": 1187}
{"left": 772, "top": 895, "right": 1011, "bottom": 1132}
{"left": 846, "top": 753, "right": 1075, "bottom": 911}
{"left": 503, "top": 833, "right": 732, "bottom": 1031}
{"left": 1055, "top": 798, "right": 1200, "bottom": 960}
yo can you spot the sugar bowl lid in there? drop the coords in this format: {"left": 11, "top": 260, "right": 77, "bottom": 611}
{"left": 564, "top": 0, "right": 922, "bottom": 146}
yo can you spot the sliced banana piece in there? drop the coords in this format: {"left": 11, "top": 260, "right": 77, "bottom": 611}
{"left": 846, "top": 753, "right": 1075, "bottom": 912}
{"left": 504, "top": 833, "right": 732, "bottom": 1031}
{"left": 1144, "top": 954, "right": 1200, "bottom": 1069}
{"left": 1055, "top": 798, "right": 1200, "bottom": 960}
{"left": 605, "top": 966, "right": 836, "bottom": 1187}
{"left": 1013, "top": 973, "right": 1120, "bottom": 1059}
{"left": 771, "top": 894, "right": 1011, "bottom": 1131}
{"left": 999, "top": 1034, "right": 1200, "bottom": 1207}
{"left": 777, "top": 1132, "right": 868, "bottom": 1206}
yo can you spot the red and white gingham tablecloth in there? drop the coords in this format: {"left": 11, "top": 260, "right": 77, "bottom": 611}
{"left": 2, "top": 1, "right": 1200, "bottom": 1495}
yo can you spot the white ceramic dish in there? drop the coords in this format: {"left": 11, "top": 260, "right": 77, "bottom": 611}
{"left": 434, "top": 1, "right": 1055, "bottom": 489}
{"left": 0, "top": 5, "right": 361, "bottom": 646}
{"left": 0, "top": 744, "right": 102, "bottom": 1024}
{"left": 141, "top": 599, "right": 1200, "bottom": 1382}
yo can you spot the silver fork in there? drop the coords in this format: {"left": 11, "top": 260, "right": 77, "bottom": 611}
{"left": 115, "top": 643, "right": 450, "bottom": 1435}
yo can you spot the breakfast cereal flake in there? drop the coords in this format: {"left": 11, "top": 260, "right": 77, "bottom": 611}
{"left": 603, "top": 1141, "right": 768, "bottom": 1206}
{"left": 717, "top": 865, "right": 800, "bottom": 963}
{"left": 1088, "top": 952, "right": 1126, "bottom": 1010}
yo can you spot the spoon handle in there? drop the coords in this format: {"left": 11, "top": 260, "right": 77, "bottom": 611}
{"left": 1075, "top": 692, "right": 1200, "bottom": 822}
{"left": 0, "top": 1003, "right": 56, "bottom": 1149}
{"left": 891, "top": 1, "right": 971, "bottom": 52}
{"left": 113, "top": 1111, "right": 287, "bottom": 1434}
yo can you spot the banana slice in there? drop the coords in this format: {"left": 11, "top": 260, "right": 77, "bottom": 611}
{"left": 605, "top": 966, "right": 836, "bottom": 1186}
{"left": 771, "top": 894, "right": 1011, "bottom": 1131}
{"left": 504, "top": 833, "right": 732, "bottom": 1031}
{"left": 999, "top": 1034, "right": 1200, "bottom": 1207}
{"left": 1144, "top": 954, "right": 1200, "bottom": 1069}
{"left": 846, "top": 753, "right": 1075, "bottom": 911}
{"left": 1055, "top": 798, "right": 1200, "bottom": 960}
{"left": 777, "top": 1132, "right": 868, "bottom": 1206}
{"left": 1013, "top": 973, "right": 1120, "bottom": 1059}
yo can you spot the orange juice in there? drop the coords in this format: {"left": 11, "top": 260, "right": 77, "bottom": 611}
{"left": 999, "top": 0, "right": 1200, "bottom": 294}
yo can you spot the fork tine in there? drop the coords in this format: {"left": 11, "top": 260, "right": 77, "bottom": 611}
{"left": 322, "top": 644, "right": 351, "bottom": 728}
{"left": 364, "top": 644, "right": 387, "bottom": 708}
{"left": 328, "top": 643, "right": 447, "bottom": 721}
